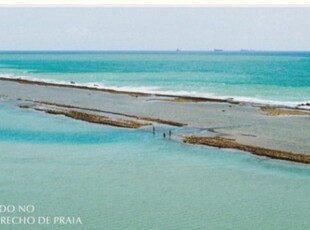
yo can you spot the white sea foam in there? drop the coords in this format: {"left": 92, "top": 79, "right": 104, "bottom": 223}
{"left": 0, "top": 75, "right": 308, "bottom": 108}
{"left": 0, "top": 73, "right": 15, "bottom": 78}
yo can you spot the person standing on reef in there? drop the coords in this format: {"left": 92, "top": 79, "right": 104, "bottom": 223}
{"left": 152, "top": 126, "right": 155, "bottom": 135}
{"left": 169, "top": 130, "right": 172, "bottom": 138}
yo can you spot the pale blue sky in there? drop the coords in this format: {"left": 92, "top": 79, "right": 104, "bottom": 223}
{"left": 0, "top": 7, "right": 310, "bottom": 51}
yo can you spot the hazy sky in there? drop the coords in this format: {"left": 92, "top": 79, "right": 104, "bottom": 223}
{"left": 0, "top": 7, "right": 310, "bottom": 51}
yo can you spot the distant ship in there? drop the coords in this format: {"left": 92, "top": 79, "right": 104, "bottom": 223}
{"left": 176, "top": 48, "right": 181, "bottom": 52}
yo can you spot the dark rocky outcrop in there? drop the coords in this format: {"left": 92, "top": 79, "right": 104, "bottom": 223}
{"left": 184, "top": 136, "right": 310, "bottom": 164}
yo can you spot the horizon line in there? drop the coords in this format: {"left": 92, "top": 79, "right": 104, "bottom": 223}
{"left": 0, "top": 49, "right": 310, "bottom": 52}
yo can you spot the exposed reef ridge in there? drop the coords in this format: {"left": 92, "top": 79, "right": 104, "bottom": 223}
{"left": 23, "top": 100, "right": 310, "bottom": 164}
{"left": 183, "top": 136, "right": 310, "bottom": 164}
{"left": 40, "top": 108, "right": 147, "bottom": 128}
{"left": 35, "top": 101, "right": 187, "bottom": 127}
{"left": 1, "top": 78, "right": 309, "bottom": 165}
{"left": 19, "top": 101, "right": 186, "bottom": 129}
{"left": 260, "top": 106, "right": 310, "bottom": 116}
{"left": 0, "top": 77, "right": 238, "bottom": 104}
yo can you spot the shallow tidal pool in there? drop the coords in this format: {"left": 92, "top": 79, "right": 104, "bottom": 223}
{"left": 1, "top": 101, "right": 310, "bottom": 230}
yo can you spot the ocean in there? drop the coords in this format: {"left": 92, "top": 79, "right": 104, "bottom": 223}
{"left": 1, "top": 51, "right": 310, "bottom": 229}
{"left": 0, "top": 51, "right": 309, "bottom": 106}
{"left": 1, "top": 100, "right": 310, "bottom": 229}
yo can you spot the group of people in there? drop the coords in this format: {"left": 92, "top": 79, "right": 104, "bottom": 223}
{"left": 152, "top": 126, "right": 172, "bottom": 139}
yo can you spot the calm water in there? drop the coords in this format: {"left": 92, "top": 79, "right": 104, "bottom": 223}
{"left": 1, "top": 101, "right": 310, "bottom": 229}
{"left": 0, "top": 51, "right": 310, "bottom": 106}
{"left": 1, "top": 51, "right": 310, "bottom": 229}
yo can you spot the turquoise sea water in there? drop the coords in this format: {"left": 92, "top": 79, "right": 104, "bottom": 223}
{"left": 1, "top": 52, "right": 310, "bottom": 229}
{"left": 1, "top": 101, "right": 310, "bottom": 229}
{"left": 0, "top": 51, "right": 310, "bottom": 106}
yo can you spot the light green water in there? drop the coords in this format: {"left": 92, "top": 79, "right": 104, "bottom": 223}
{"left": 1, "top": 101, "right": 310, "bottom": 229}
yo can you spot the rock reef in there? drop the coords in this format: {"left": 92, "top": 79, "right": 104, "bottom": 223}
{"left": 184, "top": 136, "right": 310, "bottom": 164}
{"left": 1, "top": 78, "right": 309, "bottom": 165}
{"left": 260, "top": 106, "right": 310, "bottom": 116}
{"left": 19, "top": 101, "right": 186, "bottom": 129}
{"left": 36, "top": 107, "right": 147, "bottom": 128}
